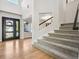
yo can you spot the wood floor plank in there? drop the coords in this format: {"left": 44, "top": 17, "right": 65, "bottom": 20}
{"left": 0, "top": 38, "right": 55, "bottom": 59}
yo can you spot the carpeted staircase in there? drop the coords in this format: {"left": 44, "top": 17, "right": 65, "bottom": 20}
{"left": 34, "top": 23, "right": 79, "bottom": 59}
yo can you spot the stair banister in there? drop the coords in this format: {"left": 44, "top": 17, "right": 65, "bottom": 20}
{"left": 39, "top": 16, "right": 53, "bottom": 26}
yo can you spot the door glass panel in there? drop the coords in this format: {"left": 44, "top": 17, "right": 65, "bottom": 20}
{"left": 5, "top": 20, "right": 14, "bottom": 39}
{"left": 6, "top": 26, "right": 13, "bottom": 32}
{"left": 6, "top": 20, "right": 13, "bottom": 25}
{"left": 6, "top": 33, "right": 13, "bottom": 39}
{"left": 16, "top": 21, "right": 19, "bottom": 37}
{"left": 16, "top": 21, "right": 19, "bottom": 32}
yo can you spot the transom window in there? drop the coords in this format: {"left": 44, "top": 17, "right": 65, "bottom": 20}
{"left": 8, "top": 0, "right": 19, "bottom": 5}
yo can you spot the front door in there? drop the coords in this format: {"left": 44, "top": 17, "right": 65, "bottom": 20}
{"left": 2, "top": 17, "right": 20, "bottom": 41}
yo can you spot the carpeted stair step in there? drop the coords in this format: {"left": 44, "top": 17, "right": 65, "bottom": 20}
{"left": 48, "top": 33, "right": 79, "bottom": 40}
{"left": 55, "top": 30, "right": 79, "bottom": 34}
{"left": 43, "top": 36, "right": 79, "bottom": 48}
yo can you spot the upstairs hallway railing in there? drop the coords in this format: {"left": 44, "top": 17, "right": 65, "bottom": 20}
{"left": 73, "top": 3, "right": 79, "bottom": 30}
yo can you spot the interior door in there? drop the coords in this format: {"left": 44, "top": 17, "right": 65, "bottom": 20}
{"left": 2, "top": 17, "right": 20, "bottom": 41}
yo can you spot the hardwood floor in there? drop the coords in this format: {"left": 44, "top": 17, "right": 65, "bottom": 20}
{"left": 0, "top": 39, "right": 55, "bottom": 59}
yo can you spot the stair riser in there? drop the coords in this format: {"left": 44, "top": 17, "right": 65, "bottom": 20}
{"left": 55, "top": 30, "right": 79, "bottom": 34}
{"left": 44, "top": 38, "right": 79, "bottom": 48}
{"left": 38, "top": 40, "right": 78, "bottom": 58}
{"left": 49, "top": 34, "right": 79, "bottom": 40}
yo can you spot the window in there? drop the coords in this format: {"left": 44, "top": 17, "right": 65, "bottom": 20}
{"left": 8, "top": 0, "right": 19, "bottom": 5}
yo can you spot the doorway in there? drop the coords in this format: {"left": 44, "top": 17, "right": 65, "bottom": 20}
{"left": 24, "top": 18, "right": 32, "bottom": 39}
{"left": 2, "top": 17, "right": 20, "bottom": 41}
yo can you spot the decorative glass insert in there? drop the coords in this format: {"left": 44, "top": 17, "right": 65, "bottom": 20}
{"left": 6, "top": 33, "right": 13, "bottom": 38}
{"left": 16, "top": 21, "right": 19, "bottom": 32}
{"left": 8, "top": 0, "right": 19, "bottom": 5}
{"left": 6, "top": 26, "right": 13, "bottom": 32}
{"left": 16, "top": 21, "right": 19, "bottom": 37}
{"left": 6, "top": 20, "right": 13, "bottom": 25}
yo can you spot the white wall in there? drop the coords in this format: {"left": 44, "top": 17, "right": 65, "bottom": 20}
{"left": 63, "top": 0, "right": 78, "bottom": 23}
{"left": 58, "top": 0, "right": 65, "bottom": 24}
{"left": 58, "top": 0, "right": 79, "bottom": 24}
{"left": 32, "top": 0, "right": 60, "bottom": 43}
{"left": 0, "top": 11, "right": 24, "bottom": 41}
{"left": 21, "top": 0, "right": 32, "bottom": 19}
{"left": 0, "top": 0, "right": 22, "bottom": 15}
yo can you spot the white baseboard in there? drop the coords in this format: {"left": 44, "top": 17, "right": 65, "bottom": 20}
{"left": 20, "top": 37, "right": 24, "bottom": 39}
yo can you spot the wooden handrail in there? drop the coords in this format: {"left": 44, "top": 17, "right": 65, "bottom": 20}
{"left": 39, "top": 16, "right": 53, "bottom": 25}
{"left": 73, "top": 3, "right": 79, "bottom": 30}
